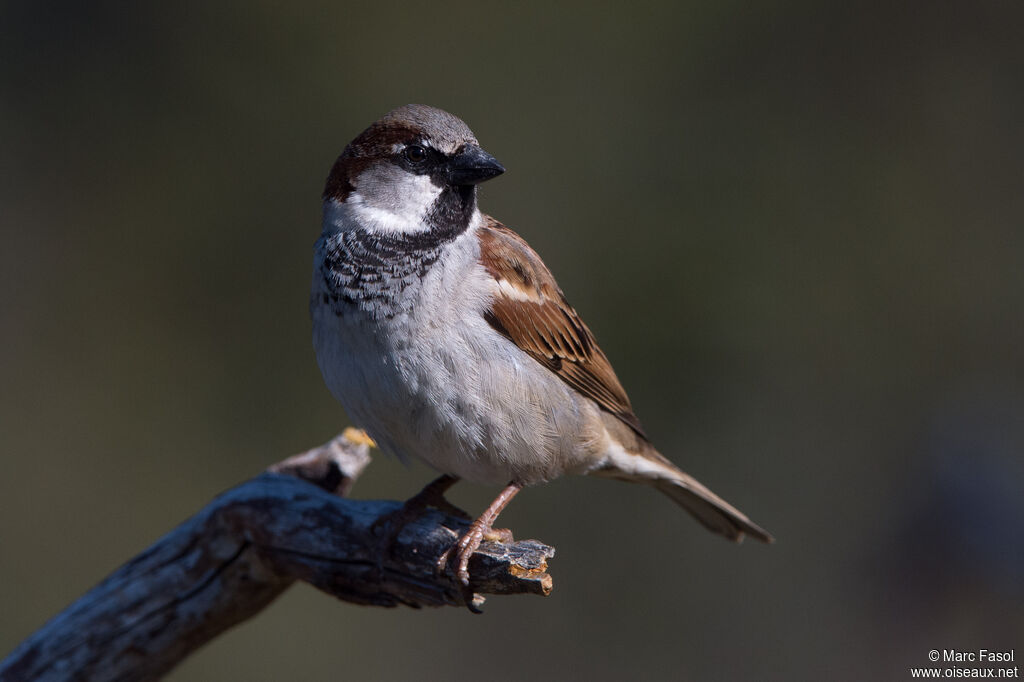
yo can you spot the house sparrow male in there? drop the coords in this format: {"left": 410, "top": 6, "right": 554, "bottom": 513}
{"left": 312, "top": 104, "right": 772, "bottom": 587}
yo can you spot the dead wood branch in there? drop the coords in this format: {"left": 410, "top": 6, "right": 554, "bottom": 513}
{"left": 0, "top": 431, "right": 555, "bottom": 682}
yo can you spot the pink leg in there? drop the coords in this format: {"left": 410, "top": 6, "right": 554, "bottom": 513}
{"left": 371, "top": 474, "right": 468, "bottom": 536}
{"left": 437, "top": 482, "right": 523, "bottom": 587}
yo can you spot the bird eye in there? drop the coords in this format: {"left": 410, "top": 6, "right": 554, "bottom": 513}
{"left": 404, "top": 145, "right": 427, "bottom": 163}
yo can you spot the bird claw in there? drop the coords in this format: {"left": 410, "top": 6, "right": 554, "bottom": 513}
{"left": 435, "top": 524, "right": 490, "bottom": 613}
{"left": 436, "top": 524, "right": 484, "bottom": 587}
{"left": 436, "top": 524, "right": 512, "bottom": 585}
{"left": 436, "top": 481, "right": 523, "bottom": 610}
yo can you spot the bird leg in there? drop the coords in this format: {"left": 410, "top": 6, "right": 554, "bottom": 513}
{"left": 370, "top": 474, "right": 469, "bottom": 540}
{"left": 367, "top": 474, "right": 470, "bottom": 583}
{"left": 403, "top": 473, "right": 472, "bottom": 520}
{"left": 437, "top": 482, "right": 523, "bottom": 588}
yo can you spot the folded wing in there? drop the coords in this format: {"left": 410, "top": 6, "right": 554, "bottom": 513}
{"left": 476, "top": 216, "right": 646, "bottom": 438}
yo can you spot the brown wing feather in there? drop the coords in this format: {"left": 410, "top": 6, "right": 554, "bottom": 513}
{"left": 477, "top": 216, "right": 647, "bottom": 438}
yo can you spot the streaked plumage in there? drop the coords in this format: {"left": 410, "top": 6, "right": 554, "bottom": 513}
{"left": 311, "top": 104, "right": 772, "bottom": 585}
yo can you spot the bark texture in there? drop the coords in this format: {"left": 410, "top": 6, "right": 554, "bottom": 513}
{"left": 0, "top": 431, "right": 555, "bottom": 682}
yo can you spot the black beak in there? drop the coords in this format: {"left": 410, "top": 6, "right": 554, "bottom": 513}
{"left": 446, "top": 144, "right": 505, "bottom": 186}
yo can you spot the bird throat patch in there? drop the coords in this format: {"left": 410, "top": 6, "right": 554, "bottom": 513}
{"left": 318, "top": 185, "right": 477, "bottom": 319}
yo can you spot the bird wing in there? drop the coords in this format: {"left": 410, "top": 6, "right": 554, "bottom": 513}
{"left": 476, "top": 215, "right": 646, "bottom": 438}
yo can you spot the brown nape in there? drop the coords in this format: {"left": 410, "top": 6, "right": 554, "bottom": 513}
{"left": 323, "top": 104, "right": 478, "bottom": 204}
{"left": 322, "top": 120, "right": 421, "bottom": 202}
{"left": 322, "top": 155, "right": 356, "bottom": 202}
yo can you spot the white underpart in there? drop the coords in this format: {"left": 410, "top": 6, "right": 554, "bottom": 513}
{"left": 312, "top": 219, "right": 613, "bottom": 486}
{"left": 599, "top": 438, "right": 675, "bottom": 480}
{"left": 313, "top": 155, "right": 649, "bottom": 487}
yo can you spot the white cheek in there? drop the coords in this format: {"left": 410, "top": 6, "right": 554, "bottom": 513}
{"left": 347, "top": 172, "right": 441, "bottom": 235}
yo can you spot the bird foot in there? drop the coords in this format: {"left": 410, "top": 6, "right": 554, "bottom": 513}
{"left": 435, "top": 525, "right": 513, "bottom": 586}
{"left": 436, "top": 518, "right": 489, "bottom": 588}
{"left": 436, "top": 481, "right": 523, "bottom": 607}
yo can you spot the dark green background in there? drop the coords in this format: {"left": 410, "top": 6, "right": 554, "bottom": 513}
{"left": 2, "top": 2, "right": 1022, "bottom": 680}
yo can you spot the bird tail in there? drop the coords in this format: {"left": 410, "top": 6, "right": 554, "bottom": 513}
{"left": 652, "top": 471, "right": 774, "bottom": 544}
{"left": 592, "top": 436, "right": 774, "bottom": 543}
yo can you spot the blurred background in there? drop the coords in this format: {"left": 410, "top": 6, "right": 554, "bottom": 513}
{"left": 2, "top": 1, "right": 1022, "bottom": 680}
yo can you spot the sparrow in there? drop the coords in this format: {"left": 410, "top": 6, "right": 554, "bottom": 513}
{"left": 311, "top": 104, "right": 772, "bottom": 587}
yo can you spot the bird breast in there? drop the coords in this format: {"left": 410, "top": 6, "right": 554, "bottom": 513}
{"left": 311, "top": 226, "right": 604, "bottom": 486}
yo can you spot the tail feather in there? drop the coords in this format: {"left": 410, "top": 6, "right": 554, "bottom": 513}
{"left": 653, "top": 474, "right": 774, "bottom": 544}
{"left": 592, "top": 430, "right": 773, "bottom": 543}
{"left": 592, "top": 415, "right": 773, "bottom": 543}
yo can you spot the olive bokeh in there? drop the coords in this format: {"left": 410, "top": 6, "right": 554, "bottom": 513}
{"left": 2, "top": 3, "right": 1022, "bottom": 679}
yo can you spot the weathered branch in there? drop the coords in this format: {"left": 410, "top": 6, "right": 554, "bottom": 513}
{"left": 0, "top": 431, "right": 555, "bottom": 682}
